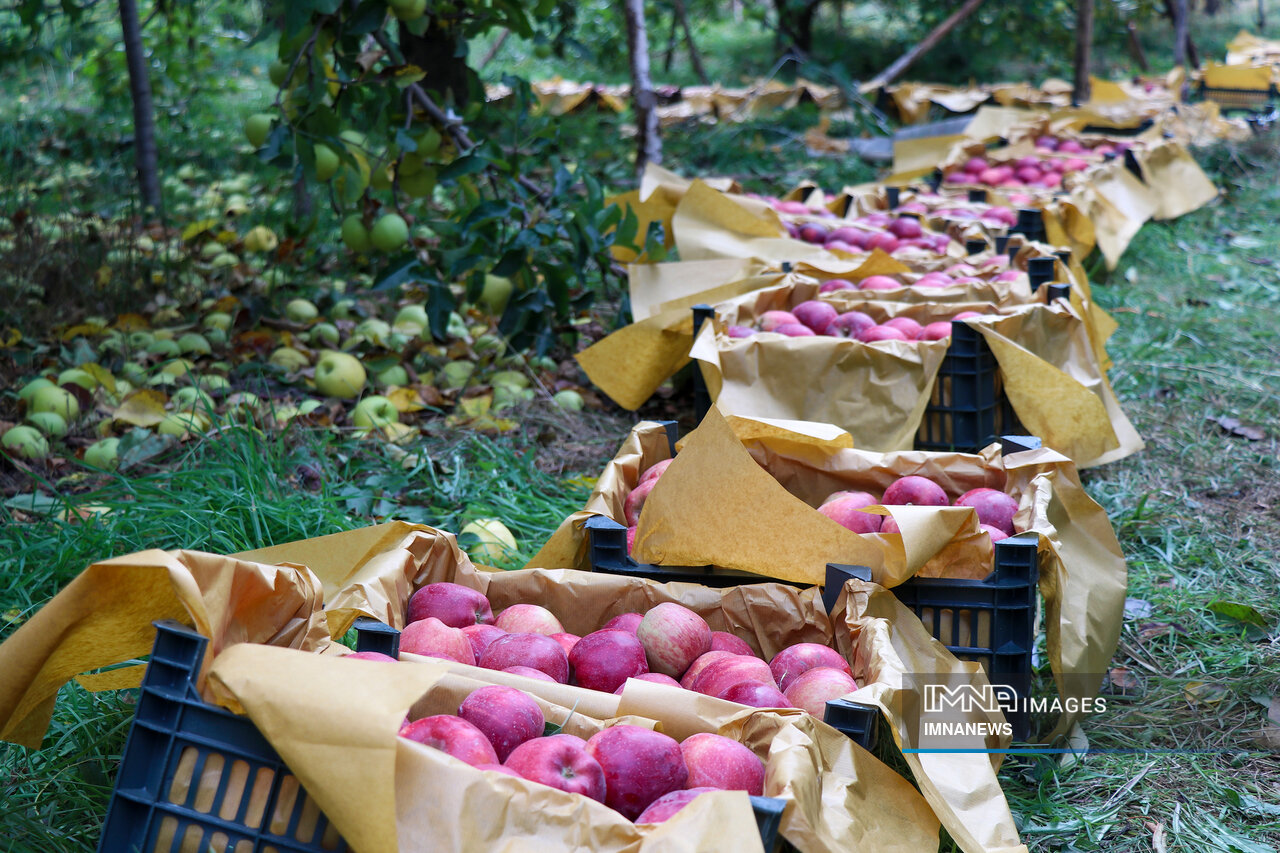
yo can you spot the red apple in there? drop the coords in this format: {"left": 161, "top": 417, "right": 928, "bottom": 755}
{"left": 570, "top": 629, "right": 649, "bottom": 693}
{"left": 638, "top": 458, "right": 673, "bottom": 487}
{"left": 503, "top": 666, "right": 558, "bottom": 682}
{"left": 759, "top": 310, "right": 800, "bottom": 332}
{"left": 819, "top": 490, "right": 878, "bottom": 509}
{"left": 963, "top": 157, "right": 988, "bottom": 174}
{"left": 461, "top": 624, "right": 507, "bottom": 661}
{"left": 720, "top": 680, "right": 793, "bottom": 708}
{"left": 680, "top": 733, "right": 765, "bottom": 795}
{"left": 823, "top": 311, "right": 876, "bottom": 338}
{"left": 818, "top": 494, "right": 882, "bottom": 534}
{"left": 883, "top": 317, "right": 924, "bottom": 340}
{"left": 690, "top": 655, "right": 774, "bottom": 698}
{"left": 710, "top": 631, "right": 756, "bottom": 657}
{"left": 550, "top": 632, "right": 581, "bottom": 657}
{"left": 888, "top": 217, "right": 923, "bottom": 239}
{"left": 921, "top": 321, "right": 953, "bottom": 341}
{"left": 479, "top": 633, "right": 570, "bottom": 683}
{"left": 346, "top": 651, "right": 398, "bottom": 662}
{"left": 613, "top": 672, "right": 682, "bottom": 694}
{"left": 792, "top": 300, "right": 839, "bottom": 333}
{"left": 458, "top": 685, "right": 545, "bottom": 762}
{"left": 769, "top": 643, "right": 853, "bottom": 692}
{"left": 637, "top": 603, "right": 712, "bottom": 678}
{"left": 865, "top": 233, "right": 900, "bottom": 253}
{"left": 819, "top": 279, "right": 857, "bottom": 293}
{"left": 407, "top": 582, "right": 494, "bottom": 628}
{"left": 680, "top": 650, "right": 734, "bottom": 689}
{"left": 399, "top": 715, "right": 499, "bottom": 767}
{"left": 798, "top": 223, "right": 829, "bottom": 244}
{"left": 726, "top": 325, "right": 756, "bottom": 338}
{"left": 858, "top": 274, "right": 901, "bottom": 291}
{"left": 626, "top": 526, "right": 637, "bottom": 552}
{"left": 955, "top": 487, "right": 1019, "bottom": 535}
{"left": 953, "top": 311, "right": 984, "bottom": 320}
{"left": 494, "top": 603, "right": 565, "bottom": 636}
{"left": 400, "top": 617, "right": 475, "bottom": 665}
{"left": 880, "top": 515, "right": 900, "bottom": 534}
{"left": 882, "top": 475, "right": 948, "bottom": 506}
{"left": 504, "top": 734, "right": 606, "bottom": 802}
{"left": 624, "top": 478, "right": 657, "bottom": 527}
{"left": 585, "top": 725, "right": 688, "bottom": 820}
{"left": 475, "top": 763, "right": 522, "bottom": 778}
{"left": 603, "top": 612, "right": 644, "bottom": 634}
{"left": 982, "top": 523, "right": 1010, "bottom": 542}
{"left": 774, "top": 322, "right": 816, "bottom": 337}
{"left": 826, "top": 227, "right": 865, "bottom": 246}
{"left": 784, "top": 667, "right": 860, "bottom": 716}
{"left": 857, "top": 325, "right": 909, "bottom": 343}
{"left": 636, "top": 788, "right": 721, "bottom": 825}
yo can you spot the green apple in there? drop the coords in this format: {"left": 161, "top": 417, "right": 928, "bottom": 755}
{"left": 26, "top": 411, "right": 69, "bottom": 438}
{"left": 314, "top": 144, "right": 339, "bottom": 182}
{"left": 491, "top": 370, "right": 529, "bottom": 390}
{"left": 244, "top": 113, "right": 273, "bottom": 148}
{"left": 172, "top": 386, "right": 214, "bottom": 412}
{"left": 204, "top": 312, "right": 233, "bottom": 332}
{"left": 375, "top": 365, "right": 410, "bottom": 386}
{"left": 268, "top": 60, "right": 292, "bottom": 88}
{"left": 355, "top": 319, "right": 391, "bottom": 345}
{"left": 204, "top": 328, "right": 228, "bottom": 348}
{"left": 392, "top": 0, "right": 427, "bottom": 21}
{"left": 331, "top": 299, "right": 357, "bottom": 320}
{"left": 18, "top": 377, "right": 55, "bottom": 402}
{"left": 441, "top": 360, "right": 475, "bottom": 389}
{"left": 480, "top": 274, "right": 514, "bottom": 315}
{"left": 459, "top": 518, "right": 517, "bottom": 564}
{"left": 492, "top": 385, "right": 522, "bottom": 411}
{"left": 197, "top": 371, "right": 232, "bottom": 391}
{"left": 161, "top": 359, "right": 197, "bottom": 378}
{"left": 394, "top": 304, "right": 428, "bottom": 331}
{"left": 352, "top": 395, "right": 400, "bottom": 428}
{"left": 84, "top": 437, "right": 120, "bottom": 470}
{"left": 446, "top": 312, "right": 470, "bottom": 339}
{"left": 370, "top": 213, "right": 409, "bottom": 252}
{"left": 29, "top": 385, "right": 80, "bottom": 421}
{"left": 400, "top": 168, "right": 436, "bottom": 199}
{"left": 314, "top": 350, "right": 367, "bottom": 398}
{"left": 2, "top": 426, "right": 49, "bottom": 460}
{"left": 158, "top": 412, "right": 209, "bottom": 437}
{"left": 473, "top": 334, "right": 505, "bottom": 356}
{"left": 269, "top": 347, "right": 310, "bottom": 372}
{"left": 553, "top": 389, "right": 584, "bottom": 411}
{"left": 57, "top": 368, "right": 98, "bottom": 391}
{"left": 210, "top": 252, "right": 239, "bottom": 268}
{"left": 341, "top": 215, "right": 371, "bottom": 253}
{"left": 286, "top": 299, "right": 318, "bottom": 323}
{"left": 119, "top": 362, "right": 148, "bottom": 384}
{"left": 147, "top": 338, "right": 181, "bottom": 358}
{"left": 311, "top": 322, "right": 341, "bottom": 346}
{"left": 177, "top": 333, "right": 212, "bottom": 355}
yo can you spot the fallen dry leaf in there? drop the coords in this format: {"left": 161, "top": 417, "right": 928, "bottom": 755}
{"left": 1211, "top": 415, "right": 1267, "bottom": 441}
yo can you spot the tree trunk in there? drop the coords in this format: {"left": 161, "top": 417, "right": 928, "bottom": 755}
{"left": 1170, "top": 0, "right": 1188, "bottom": 67}
{"left": 1125, "top": 21, "right": 1149, "bottom": 72}
{"left": 672, "top": 0, "right": 711, "bottom": 85}
{"left": 772, "top": 0, "right": 821, "bottom": 56}
{"left": 622, "top": 0, "right": 661, "bottom": 179}
{"left": 1259, "top": 0, "right": 1266, "bottom": 31}
{"left": 117, "top": 0, "right": 161, "bottom": 213}
{"left": 866, "top": 0, "right": 987, "bottom": 90}
{"left": 663, "top": 8, "right": 679, "bottom": 73}
{"left": 1074, "top": 0, "right": 1095, "bottom": 105}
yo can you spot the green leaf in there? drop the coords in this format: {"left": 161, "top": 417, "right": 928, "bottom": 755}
{"left": 372, "top": 257, "right": 426, "bottom": 292}
{"left": 1207, "top": 600, "right": 1271, "bottom": 629}
{"left": 439, "top": 154, "right": 489, "bottom": 182}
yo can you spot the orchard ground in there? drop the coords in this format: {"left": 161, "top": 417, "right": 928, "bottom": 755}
{"left": 2, "top": 2, "right": 1280, "bottom": 851}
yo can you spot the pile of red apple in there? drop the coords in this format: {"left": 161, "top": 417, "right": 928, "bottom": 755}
{"left": 395, "top": 681, "right": 766, "bottom": 824}
{"left": 816, "top": 475, "right": 1019, "bottom": 541}
{"left": 724, "top": 300, "right": 989, "bottom": 344}
{"left": 943, "top": 154, "right": 1089, "bottom": 191}
{"left": 400, "top": 585, "right": 862, "bottom": 719}
{"left": 1032, "top": 135, "right": 1131, "bottom": 159}
{"left": 782, "top": 213, "right": 955, "bottom": 256}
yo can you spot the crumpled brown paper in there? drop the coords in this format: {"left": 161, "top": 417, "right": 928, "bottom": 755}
{"left": 1126, "top": 138, "right": 1219, "bottom": 220}
{"left": 693, "top": 416, "right": 1126, "bottom": 738}
{"left": 207, "top": 644, "right": 767, "bottom": 853}
{"left": 0, "top": 549, "right": 332, "bottom": 748}
{"left": 632, "top": 410, "right": 990, "bottom": 587}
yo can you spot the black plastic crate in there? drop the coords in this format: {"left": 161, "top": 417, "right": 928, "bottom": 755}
{"left": 690, "top": 305, "right": 1027, "bottom": 454}
{"left": 915, "top": 322, "right": 1023, "bottom": 452}
{"left": 102, "top": 620, "right": 791, "bottom": 852}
